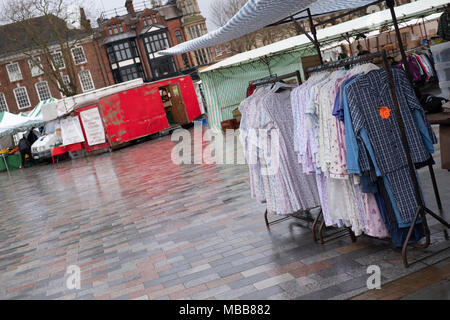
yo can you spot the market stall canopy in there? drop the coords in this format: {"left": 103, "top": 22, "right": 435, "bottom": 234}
{"left": 200, "top": 0, "right": 446, "bottom": 73}
{"left": 20, "top": 98, "right": 57, "bottom": 119}
{"left": 160, "top": 0, "right": 380, "bottom": 55}
{"left": 42, "top": 79, "right": 144, "bottom": 121}
{"left": 0, "top": 111, "right": 45, "bottom": 138}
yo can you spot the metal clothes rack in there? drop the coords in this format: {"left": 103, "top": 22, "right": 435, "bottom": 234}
{"left": 249, "top": 0, "right": 450, "bottom": 267}
{"left": 298, "top": 0, "right": 450, "bottom": 268}
{"left": 304, "top": 50, "right": 449, "bottom": 268}
{"left": 252, "top": 71, "right": 302, "bottom": 88}
{"left": 248, "top": 70, "right": 356, "bottom": 244}
{"left": 267, "top": 0, "right": 449, "bottom": 267}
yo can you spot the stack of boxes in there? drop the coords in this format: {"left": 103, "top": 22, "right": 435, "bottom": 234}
{"left": 431, "top": 41, "right": 450, "bottom": 99}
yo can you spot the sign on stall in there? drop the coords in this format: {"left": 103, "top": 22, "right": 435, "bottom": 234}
{"left": 79, "top": 108, "right": 106, "bottom": 146}
{"left": 61, "top": 116, "right": 85, "bottom": 146}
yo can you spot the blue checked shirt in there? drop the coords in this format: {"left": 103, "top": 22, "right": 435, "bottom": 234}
{"left": 346, "top": 68, "right": 436, "bottom": 176}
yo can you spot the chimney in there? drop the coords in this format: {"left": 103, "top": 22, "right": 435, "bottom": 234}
{"left": 79, "top": 7, "right": 92, "bottom": 31}
{"left": 125, "top": 0, "right": 136, "bottom": 17}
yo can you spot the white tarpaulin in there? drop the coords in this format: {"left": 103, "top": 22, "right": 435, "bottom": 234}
{"left": 79, "top": 108, "right": 106, "bottom": 146}
{"left": 0, "top": 111, "right": 45, "bottom": 138}
{"left": 161, "top": 0, "right": 379, "bottom": 55}
{"left": 60, "top": 116, "right": 85, "bottom": 146}
{"left": 200, "top": 0, "right": 448, "bottom": 73}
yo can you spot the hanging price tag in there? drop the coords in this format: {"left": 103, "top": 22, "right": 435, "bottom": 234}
{"left": 377, "top": 106, "right": 391, "bottom": 119}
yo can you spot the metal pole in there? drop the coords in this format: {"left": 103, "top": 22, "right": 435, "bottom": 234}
{"left": 422, "top": 16, "right": 430, "bottom": 47}
{"left": 307, "top": 8, "right": 323, "bottom": 65}
{"left": 1, "top": 152, "right": 10, "bottom": 174}
{"left": 386, "top": 0, "right": 412, "bottom": 82}
{"left": 381, "top": 50, "right": 432, "bottom": 267}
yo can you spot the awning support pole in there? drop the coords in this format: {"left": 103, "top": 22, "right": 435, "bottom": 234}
{"left": 307, "top": 8, "right": 323, "bottom": 65}
{"left": 422, "top": 16, "right": 429, "bottom": 47}
{"left": 386, "top": 0, "right": 412, "bottom": 82}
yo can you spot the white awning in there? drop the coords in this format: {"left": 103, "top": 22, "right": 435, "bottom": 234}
{"left": 160, "top": 0, "right": 382, "bottom": 55}
{"left": 200, "top": 0, "right": 448, "bottom": 73}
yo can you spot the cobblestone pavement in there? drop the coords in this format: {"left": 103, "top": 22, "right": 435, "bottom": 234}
{"left": 0, "top": 130, "right": 449, "bottom": 300}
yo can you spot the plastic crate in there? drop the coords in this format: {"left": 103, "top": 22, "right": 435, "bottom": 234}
{"left": 435, "top": 62, "right": 450, "bottom": 83}
{"left": 68, "top": 150, "right": 84, "bottom": 160}
{"left": 431, "top": 42, "right": 450, "bottom": 64}
{"left": 438, "top": 81, "right": 450, "bottom": 99}
{"left": 440, "top": 88, "right": 450, "bottom": 100}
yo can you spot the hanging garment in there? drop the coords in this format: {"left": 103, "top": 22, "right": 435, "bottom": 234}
{"left": 258, "top": 87, "right": 321, "bottom": 214}
{"left": 345, "top": 68, "right": 436, "bottom": 225}
{"left": 398, "top": 55, "right": 423, "bottom": 83}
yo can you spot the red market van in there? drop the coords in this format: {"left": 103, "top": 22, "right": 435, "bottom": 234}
{"left": 75, "top": 75, "right": 202, "bottom": 152}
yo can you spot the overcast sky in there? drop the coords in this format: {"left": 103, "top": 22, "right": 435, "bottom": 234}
{"left": 98, "top": 0, "right": 216, "bottom": 30}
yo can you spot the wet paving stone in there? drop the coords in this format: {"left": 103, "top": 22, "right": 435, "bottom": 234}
{"left": 0, "top": 131, "right": 449, "bottom": 299}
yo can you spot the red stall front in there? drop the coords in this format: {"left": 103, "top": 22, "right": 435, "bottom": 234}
{"left": 75, "top": 104, "right": 111, "bottom": 153}
{"left": 77, "top": 75, "right": 202, "bottom": 150}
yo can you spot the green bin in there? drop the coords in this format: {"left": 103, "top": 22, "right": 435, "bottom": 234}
{"left": 7, "top": 154, "right": 22, "bottom": 170}
{"left": 0, "top": 154, "right": 22, "bottom": 171}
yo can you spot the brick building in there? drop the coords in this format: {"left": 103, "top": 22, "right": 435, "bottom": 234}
{"left": 0, "top": 14, "right": 112, "bottom": 115}
{"left": 96, "top": 0, "right": 206, "bottom": 84}
{"left": 175, "top": 0, "right": 215, "bottom": 66}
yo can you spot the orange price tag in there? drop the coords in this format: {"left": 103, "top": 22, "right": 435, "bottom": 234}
{"left": 377, "top": 106, "right": 391, "bottom": 119}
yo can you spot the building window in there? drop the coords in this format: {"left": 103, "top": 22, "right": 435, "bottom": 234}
{"left": 52, "top": 52, "right": 65, "bottom": 69}
{"left": 118, "top": 65, "right": 144, "bottom": 82}
{"left": 6, "top": 63, "right": 23, "bottom": 82}
{"left": 106, "top": 40, "right": 138, "bottom": 64}
{"left": 108, "top": 26, "right": 113, "bottom": 35}
{"left": 188, "top": 24, "right": 205, "bottom": 40}
{"left": 29, "top": 58, "right": 44, "bottom": 77}
{"left": 71, "top": 47, "right": 87, "bottom": 65}
{"left": 35, "top": 81, "right": 52, "bottom": 101}
{"left": 143, "top": 18, "right": 148, "bottom": 27}
{"left": 79, "top": 70, "right": 95, "bottom": 92}
{"left": 119, "top": 24, "right": 124, "bottom": 32}
{"left": 194, "top": 48, "right": 210, "bottom": 66}
{"left": 143, "top": 30, "right": 177, "bottom": 80}
{"left": 113, "top": 24, "right": 118, "bottom": 34}
{"left": 106, "top": 39, "right": 143, "bottom": 84}
{"left": 188, "top": 26, "right": 196, "bottom": 39}
{"left": 58, "top": 75, "right": 73, "bottom": 98}
{"left": 152, "top": 14, "right": 157, "bottom": 23}
{"left": 226, "top": 44, "right": 233, "bottom": 54}
{"left": 143, "top": 31, "right": 170, "bottom": 59}
{"left": 200, "top": 24, "right": 207, "bottom": 35}
{"left": 175, "top": 30, "right": 183, "bottom": 44}
{"left": 13, "top": 87, "right": 31, "bottom": 109}
{"left": 182, "top": 53, "right": 190, "bottom": 69}
{"left": 215, "top": 47, "right": 223, "bottom": 57}
{"left": 0, "top": 93, "right": 8, "bottom": 112}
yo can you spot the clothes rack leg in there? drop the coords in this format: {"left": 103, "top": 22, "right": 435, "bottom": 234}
{"left": 347, "top": 228, "right": 357, "bottom": 243}
{"left": 312, "top": 209, "right": 322, "bottom": 242}
{"left": 264, "top": 209, "right": 269, "bottom": 228}
{"left": 402, "top": 207, "right": 423, "bottom": 268}
{"left": 424, "top": 207, "right": 450, "bottom": 229}
{"left": 428, "top": 163, "right": 449, "bottom": 240}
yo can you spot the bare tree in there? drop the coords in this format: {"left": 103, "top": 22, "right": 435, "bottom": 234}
{"left": 209, "top": 0, "right": 257, "bottom": 54}
{"left": 0, "top": 0, "right": 96, "bottom": 97}
{"left": 209, "top": 0, "right": 298, "bottom": 54}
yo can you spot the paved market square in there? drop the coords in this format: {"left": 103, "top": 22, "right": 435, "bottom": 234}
{"left": 0, "top": 129, "right": 448, "bottom": 300}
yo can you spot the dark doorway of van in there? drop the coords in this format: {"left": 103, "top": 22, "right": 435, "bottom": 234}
{"left": 159, "top": 84, "right": 189, "bottom": 127}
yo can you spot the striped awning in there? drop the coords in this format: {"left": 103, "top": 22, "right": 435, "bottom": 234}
{"left": 0, "top": 98, "right": 55, "bottom": 137}
{"left": 0, "top": 112, "right": 45, "bottom": 138}
{"left": 26, "top": 98, "right": 57, "bottom": 119}
{"left": 160, "top": 0, "right": 377, "bottom": 55}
